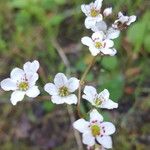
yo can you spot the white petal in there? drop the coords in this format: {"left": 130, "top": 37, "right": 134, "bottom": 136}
{"left": 10, "top": 68, "right": 24, "bottom": 81}
{"left": 104, "top": 39, "right": 114, "bottom": 48}
{"left": 63, "top": 94, "right": 77, "bottom": 105}
{"left": 100, "top": 48, "right": 117, "bottom": 56}
{"left": 67, "top": 77, "right": 79, "bottom": 92}
{"left": 54, "top": 73, "right": 68, "bottom": 88}
{"left": 44, "top": 83, "right": 58, "bottom": 96}
{"left": 1, "top": 78, "right": 17, "bottom": 91}
{"left": 51, "top": 95, "right": 64, "bottom": 104}
{"left": 26, "top": 86, "right": 40, "bottom": 98}
{"left": 91, "top": 21, "right": 107, "bottom": 32}
{"left": 118, "top": 11, "right": 123, "bottom": 18}
{"left": 94, "top": 0, "right": 103, "bottom": 10}
{"left": 92, "top": 31, "right": 104, "bottom": 41}
{"left": 81, "top": 36, "right": 93, "bottom": 47}
{"left": 101, "top": 122, "right": 116, "bottom": 135}
{"left": 127, "top": 15, "right": 136, "bottom": 25}
{"left": 98, "top": 89, "right": 109, "bottom": 101}
{"left": 103, "top": 7, "right": 112, "bottom": 17}
{"left": 82, "top": 86, "right": 97, "bottom": 104}
{"left": 81, "top": 4, "right": 90, "bottom": 16}
{"left": 10, "top": 91, "right": 25, "bottom": 105}
{"left": 101, "top": 99, "right": 118, "bottom": 109}
{"left": 82, "top": 132, "right": 95, "bottom": 146}
{"left": 89, "top": 46, "right": 100, "bottom": 56}
{"left": 85, "top": 17, "right": 97, "bottom": 29}
{"left": 96, "top": 136, "right": 112, "bottom": 149}
{"left": 23, "top": 60, "right": 39, "bottom": 74}
{"left": 106, "top": 28, "right": 120, "bottom": 39}
{"left": 90, "top": 109, "right": 103, "bottom": 122}
{"left": 73, "top": 118, "right": 90, "bottom": 133}
{"left": 28, "top": 73, "right": 39, "bottom": 87}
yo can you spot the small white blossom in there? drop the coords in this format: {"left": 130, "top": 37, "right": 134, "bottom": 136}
{"left": 112, "top": 12, "right": 136, "bottom": 29}
{"left": 81, "top": 0, "right": 103, "bottom": 29}
{"left": 91, "top": 21, "right": 120, "bottom": 39}
{"left": 73, "top": 109, "right": 116, "bottom": 149}
{"left": 0, "top": 60, "right": 40, "bottom": 105}
{"left": 103, "top": 7, "right": 112, "bottom": 17}
{"left": 81, "top": 31, "right": 117, "bottom": 56}
{"left": 82, "top": 86, "right": 118, "bottom": 109}
{"left": 44, "top": 73, "right": 79, "bottom": 105}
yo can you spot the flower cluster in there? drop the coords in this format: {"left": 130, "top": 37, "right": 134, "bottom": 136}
{"left": 81, "top": 0, "right": 136, "bottom": 56}
{"left": 0, "top": 0, "right": 137, "bottom": 149}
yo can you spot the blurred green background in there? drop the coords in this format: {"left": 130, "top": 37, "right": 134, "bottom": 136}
{"left": 0, "top": 0, "right": 150, "bottom": 149}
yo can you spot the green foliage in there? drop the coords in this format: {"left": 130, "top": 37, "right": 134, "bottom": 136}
{"left": 43, "top": 101, "right": 55, "bottom": 112}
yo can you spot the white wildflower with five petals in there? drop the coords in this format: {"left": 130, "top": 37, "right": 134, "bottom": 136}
{"left": 82, "top": 86, "right": 118, "bottom": 109}
{"left": 73, "top": 109, "right": 116, "bottom": 149}
{"left": 81, "top": 0, "right": 103, "bottom": 29}
{"left": 91, "top": 21, "right": 120, "bottom": 39}
{"left": 0, "top": 60, "right": 40, "bottom": 105}
{"left": 81, "top": 31, "right": 117, "bottom": 56}
{"left": 112, "top": 12, "right": 136, "bottom": 29}
{"left": 44, "top": 73, "right": 79, "bottom": 105}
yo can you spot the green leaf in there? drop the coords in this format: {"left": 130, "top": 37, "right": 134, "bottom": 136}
{"left": 144, "top": 35, "right": 150, "bottom": 52}
{"left": 101, "top": 56, "right": 118, "bottom": 70}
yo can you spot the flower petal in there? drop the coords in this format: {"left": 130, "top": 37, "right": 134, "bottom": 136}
{"left": 23, "top": 60, "right": 39, "bottom": 74}
{"left": 104, "top": 39, "right": 114, "bottom": 48}
{"left": 26, "top": 86, "right": 40, "bottom": 98}
{"left": 63, "top": 94, "right": 77, "bottom": 105}
{"left": 44, "top": 83, "right": 58, "bottom": 96}
{"left": 54, "top": 73, "right": 68, "bottom": 88}
{"left": 90, "top": 109, "right": 103, "bottom": 122}
{"left": 81, "top": 4, "right": 90, "bottom": 16}
{"left": 91, "top": 21, "right": 107, "bottom": 32}
{"left": 81, "top": 36, "right": 93, "bottom": 47}
{"left": 28, "top": 73, "right": 39, "bottom": 87}
{"left": 73, "top": 118, "right": 90, "bottom": 133}
{"left": 89, "top": 46, "right": 100, "bottom": 56}
{"left": 103, "top": 7, "right": 112, "bottom": 17}
{"left": 94, "top": 0, "right": 103, "bottom": 10}
{"left": 82, "top": 86, "right": 97, "bottom": 104}
{"left": 1, "top": 78, "right": 17, "bottom": 91}
{"left": 92, "top": 31, "right": 104, "bottom": 41}
{"left": 127, "top": 15, "right": 137, "bottom": 25}
{"left": 96, "top": 135, "right": 112, "bottom": 149}
{"left": 83, "top": 131, "right": 95, "bottom": 146}
{"left": 101, "top": 122, "right": 116, "bottom": 135}
{"left": 10, "top": 91, "right": 25, "bottom": 105}
{"left": 106, "top": 28, "right": 120, "bottom": 39}
{"left": 98, "top": 89, "right": 109, "bottom": 101}
{"left": 51, "top": 95, "right": 64, "bottom": 104}
{"left": 85, "top": 17, "right": 97, "bottom": 29}
{"left": 101, "top": 99, "right": 118, "bottom": 109}
{"left": 100, "top": 48, "right": 117, "bottom": 56}
{"left": 67, "top": 77, "right": 79, "bottom": 92}
{"left": 10, "top": 68, "right": 24, "bottom": 81}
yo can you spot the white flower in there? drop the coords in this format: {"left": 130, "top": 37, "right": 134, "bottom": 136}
{"left": 0, "top": 60, "right": 40, "bottom": 105}
{"left": 112, "top": 12, "right": 136, "bottom": 29}
{"left": 91, "top": 21, "right": 120, "bottom": 39}
{"left": 44, "top": 73, "right": 79, "bottom": 105}
{"left": 81, "top": 0, "right": 103, "bottom": 29}
{"left": 81, "top": 31, "right": 117, "bottom": 56}
{"left": 82, "top": 86, "right": 118, "bottom": 109}
{"left": 103, "top": 7, "right": 112, "bottom": 17}
{"left": 73, "top": 109, "right": 116, "bottom": 149}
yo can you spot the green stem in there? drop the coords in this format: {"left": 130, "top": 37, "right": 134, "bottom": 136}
{"left": 77, "top": 56, "right": 97, "bottom": 118}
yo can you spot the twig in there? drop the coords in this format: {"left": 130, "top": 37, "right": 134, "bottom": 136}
{"left": 52, "top": 39, "right": 84, "bottom": 150}
{"left": 77, "top": 56, "right": 97, "bottom": 118}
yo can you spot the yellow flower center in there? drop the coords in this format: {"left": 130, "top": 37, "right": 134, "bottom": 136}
{"left": 18, "top": 82, "right": 29, "bottom": 91}
{"left": 95, "top": 42, "right": 102, "bottom": 48}
{"left": 90, "top": 8, "right": 99, "bottom": 17}
{"left": 59, "top": 86, "right": 69, "bottom": 97}
{"left": 91, "top": 125, "right": 100, "bottom": 136}
{"left": 95, "top": 98, "right": 102, "bottom": 106}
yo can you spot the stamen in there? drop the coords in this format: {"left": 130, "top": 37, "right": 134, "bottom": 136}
{"left": 59, "top": 86, "right": 69, "bottom": 97}
{"left": 18, "top": 82, "right": 29, "bottom": 91}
